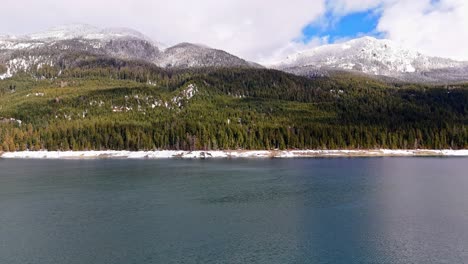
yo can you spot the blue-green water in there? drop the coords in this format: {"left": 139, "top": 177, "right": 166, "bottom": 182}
{"left": 1, "top": 158, "right": 467, "bottom": 264}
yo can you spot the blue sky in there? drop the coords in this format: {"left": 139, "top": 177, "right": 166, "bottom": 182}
{"left": 301, "top": 10, "right": 382, "bottom": 44}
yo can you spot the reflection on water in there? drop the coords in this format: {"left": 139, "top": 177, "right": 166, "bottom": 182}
{"left": 0, "top": 158, "right": 467, "bottom": 264}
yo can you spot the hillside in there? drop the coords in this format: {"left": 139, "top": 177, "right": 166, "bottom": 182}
{"left": 0, "top": 62, "right": 467, "bottom": 151}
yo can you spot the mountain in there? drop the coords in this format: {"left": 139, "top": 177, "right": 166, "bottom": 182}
{"left": 155, "top": 43, "right": 256, "bottom": 68}
{"left": 0, "top": 24, "right": 256, "bottom": 79}
{"left": 26, "top": 24, "right": 157, "bottom": 43}
{"left": 273, "top": 37, "right": 468, "bottom": 83}
{"left": 2, "top": 26, "right": 467, "bottom": 83}
{"left": 0, "top": 24, "right": 161, "bottom": 79}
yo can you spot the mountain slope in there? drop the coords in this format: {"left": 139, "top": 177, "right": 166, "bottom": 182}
{"left": 2, "top": 27, "right": 467, "bottom": 83}
{"left": 27, "top": 24, "right": 156, "bottom": 43}
{"left": 156, "top": 43, "right": 255, "bottom": 68}
{"left": 0, "top": 25, "right": 162, "bottom": 78}
{"left": 0, "top": 66, "right": 467, "bottom": 151}
{"left": 0, "top": 25, "right": 257, "bottom": 79}
{"left": 274, "top": 37, "right": 468, "bottom": 83}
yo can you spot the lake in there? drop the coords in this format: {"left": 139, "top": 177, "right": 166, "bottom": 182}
{"left": 1, "top": 158, "right": 467, "bottom": 263}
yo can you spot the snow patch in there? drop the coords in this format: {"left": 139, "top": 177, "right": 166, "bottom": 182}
{"left": 2, "top": 149, "right": 467, "bottom": 159}
{"left": 0, "top": 117, "right": 22, "bottom": 126}
{"left": 170, "top": 84, "right": 198, "bottom": 108}
{"left": 0, "top": 67, "right": 12, "bottom": 80}
{"left": 26, "top": 92, "right": 45, "bottom": 97}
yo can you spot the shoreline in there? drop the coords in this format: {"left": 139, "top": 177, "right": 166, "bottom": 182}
{"left": 1, "top": 149, "right": 468, "bottom": 159}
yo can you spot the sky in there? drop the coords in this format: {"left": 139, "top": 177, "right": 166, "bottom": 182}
{"left": 1, "top": 0, "right": 467, "bottom": 63}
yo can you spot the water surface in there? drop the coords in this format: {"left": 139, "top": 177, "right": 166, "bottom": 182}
{"left": 1, "top": 158, "right": 467, "bottom": 263}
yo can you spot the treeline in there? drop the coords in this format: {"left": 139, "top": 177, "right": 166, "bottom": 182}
{"left": 1, "top": 121, "right": 466, "bottom": 152}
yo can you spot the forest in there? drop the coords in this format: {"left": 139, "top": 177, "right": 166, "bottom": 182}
{"left": 0, "top": 60, "right": 467, "bottom": 151}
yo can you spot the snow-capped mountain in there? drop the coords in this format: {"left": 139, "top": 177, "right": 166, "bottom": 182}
{"left": 0, "top": 24, "right": 256, "bottom": 79}
{"left": 0, "top": 25, "right": 162, "bottom": 78}
{"left": 2, "top": 26, "right": 467, "bottom": 83}
{"left": 274, "top": 37, "right": 468, "bottom": 82}
{"left": 27, "top": 24, "right": 155, "bottom": 43}
{"left": 155, "top": 43, "right": 254, "bottom": 68}
{"left": 28, "top": 24, "right": 107, "bottom": 40}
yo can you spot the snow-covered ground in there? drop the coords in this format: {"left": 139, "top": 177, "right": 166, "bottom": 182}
{"left": 0, "top": 69, "right": 12, "bottom": 80}
{"left": 1, "top": 149, "right": 467, "bottom": 159}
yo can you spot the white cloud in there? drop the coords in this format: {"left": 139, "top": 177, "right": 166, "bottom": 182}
{"left": 327, "top": 0, "right": 382, "bottom": 14}
{"left": 0, "top": 0, "right": 326, "bottom": 61}
{"left": 261, "top": 36, "right": 330, "bottom": 65}
{"left": 1, "top": 0, "right": 467, "bottom": 62}
{"left": 327, "top": 0, "right": 468, "bottom": 61}
{"left": 377, "top": 0, "right": 468, "bottom": 61}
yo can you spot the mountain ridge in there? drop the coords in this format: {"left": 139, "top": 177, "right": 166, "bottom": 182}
{"left": 0, "top": 24, "right": 257, "bottom": 79}
{"left": 1, "top": 25, "right": 468, "bottom": 83}
{"left": 273, "top": 36, "right": 468, "bottom": 83}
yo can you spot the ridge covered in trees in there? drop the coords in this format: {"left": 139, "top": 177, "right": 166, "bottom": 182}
{"left": 0, "top": 61, "right": 467, "bottom": 151}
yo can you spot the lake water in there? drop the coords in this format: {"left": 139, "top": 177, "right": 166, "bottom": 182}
{"left": 1, "top": 158, "right": 467, "bottom": 264}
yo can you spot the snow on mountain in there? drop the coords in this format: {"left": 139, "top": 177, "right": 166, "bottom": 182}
{"left": 28, "top": 24, "right": 101, "bottom": 40}
{"left": 0, "top": 24, "right": 161, "bottom": 50}
{"left": 0, "top": 67, "right": 12, "bottom": 80}
{"left": 155, "top": 43, "right": 253, "bottom": 68}
{"left": 0, "top": 34, "right": 12, "bottom": 40}
{"left": 2, "top": 26, "right": 466, "bottom": 83}
{"left": 0, "top": 25, "right": 258, "bottom": 77}
{"left": 99, "top": 27, "right": 157, "bottom": 43}
{"left": 26, "top": 24, "right": 158, "bottom": 43}
{"left": 0, "top": 40, "right": 45, "bottom": 50}
{"left": 274, "top": 37, "right": 468, "bottom": 81}
{"left": 0, "top": 25, "right": 162, "bottom": 78}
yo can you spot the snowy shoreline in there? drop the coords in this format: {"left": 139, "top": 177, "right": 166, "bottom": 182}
{"left": 1, "top": 149, "right": 468, "bottom": 159}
